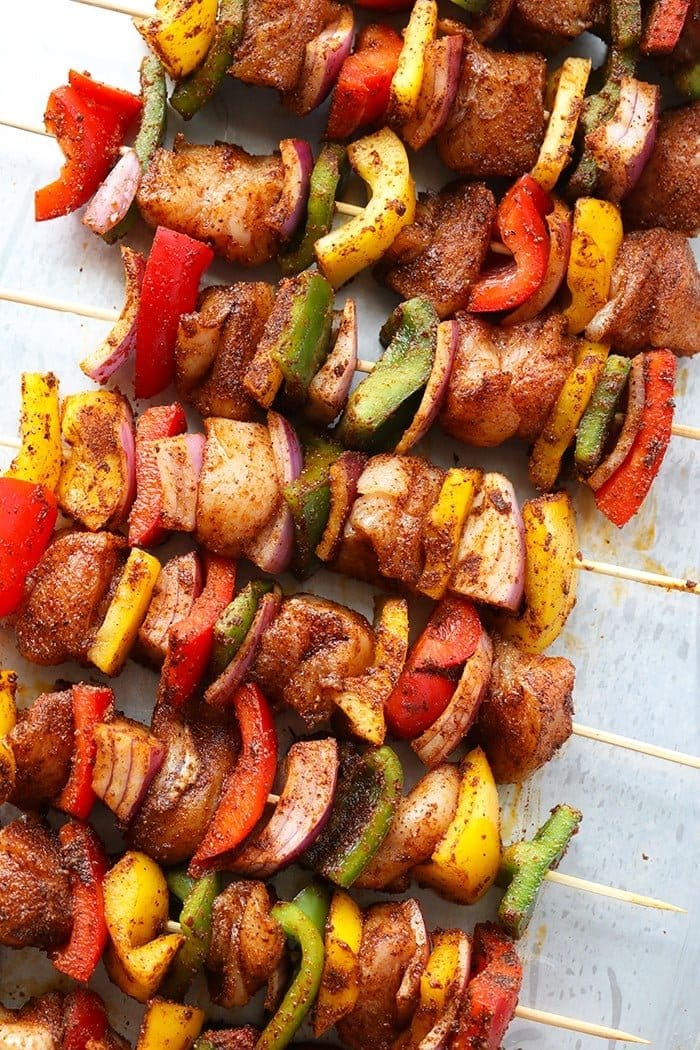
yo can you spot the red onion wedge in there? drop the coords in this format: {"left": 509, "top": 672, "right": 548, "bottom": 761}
{"left": 402, "top": 36, "right": 463, "bottom": 152}
{"left": 395, "top": 320, "right": 457, "bottom": 453}
{"left": 83, "top": 148, "right": 142, "bottom": 236}
{"left": 395, "top": 900, "right": 430, "bottom": 1027}
{"left": 138, "top": 551, "right": 203, "bottom": 666}
{"left": 586, "top": 77, "right": 660, "bottom": 202}
{"left": 79, "top": 246, "right": 145, "bottom": 384}
{"left": 271, "top": 139, "right": 314, "bottom": 242}
{"left": 402, "top": 930, "right": 472, "bottom": 1050}
{"left": 504, "top": 198, "right": 572, "bottom": 325}
{"left": 243, "top": 412, "right": 303, "bottom": 574}
{"left": 110, "top": 395, "right": 137, "bottom": 529}
{"left": 92, "top": 718, "right": 165, "bottom": 824}
{"left": 286, "top": 8, "right": 355, "bottom": 116}
{"left": 205, "top": 586, "right": 282, "bottom": 707}
{"left": 412, "top": 630, "right": 493, "bottom": 768}
{"left": 227, "top": 738, "right": 339, "bottom": 877}
{"left": 588, "top": 354, "right": 644, "bottom": 491}
{"left": 316, "top": 451, "right": 367, "bottom": 562}
{"left": 307, "top": 299, "right": 359, "bottom": 426}
{"left": 450, "top": 473, "right": 525, "bottom": 612}
{"left": 469, "top": 0, "right": 516, "bottom": 41}
{"left": 152, "top": 432, "right": 205, "bottom": 532}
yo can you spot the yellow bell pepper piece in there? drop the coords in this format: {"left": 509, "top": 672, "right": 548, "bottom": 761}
{"left": 134, "top": 0, "right": 218, "bottom": 80}
{"left": 396, "top": 929, "right": 470, "bottom": 1047}
{"left": 498, "top": 492, "right": 578, "bottom": 654}
{"left": 413, "top": 747, "right": 501, "bottom": 905}
{"left": 531, "top": 57, "right": 592, "bottom": 193}
{"left": 528, "top": 341, "right": 609, "bottom": 492}
{"left": 327, "top": 596, "right": 408, "bottom": 745}
{"left": 418, "top": 468, "right": 480, "bottom": 599}
{"left": 563, "top": 198, "right": 623, "bottom": 335}
{"left": 315, "top": 128, "right": 416, "bottom": 289}
{"left": 314, "top": 889, "right": 363, "bottom": 1037}
{"left": 5, "top": 372, "right": 61, "bottom": 490}
{"left": 0, "top": 671, "right": 18, "bottom": 805}
{"left": 389, "top": 0, "right": 438, "bottom": 125}
{"left": 136, "top": 999, "right": 205, "bottom": 1050}
{"left": 88, "top": 549, "right": 161, "bottom": 676}
{"left": 104, "top": 851, "right": 184, "bottom": 1003}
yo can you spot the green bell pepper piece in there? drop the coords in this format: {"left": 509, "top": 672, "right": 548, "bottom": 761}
{"left": 292, "top": 882, "right": 331, "bottom": 935}
{"left": 337, "top": 298, "right": 439, "bottom": 452}
{"left": 257, "top": 902, "right": 325, "bottom": 1050}
{"left": 610, "top": 0, "right": 642, "bottom": 48}
{"left": 103, "top": 55, "right": 167, "bottom": 244}
{"left": 676, "top": 62, "right": 700, "bottom": 100}
{"left": 211, "top": 579, "right": 275, "bottom": 675}
{"left": 270, "top": 273, "right": 334, "bottom": 407}
{"left": 283, "top": 430, "right": 343, "bottom": 579}
{"left": 449, "top": 0, "right": 489, "bottom": 11}
{"left": 280, "top": 144, "right": 348, "bottom": 276}
{"left": 575, "top": 355, "right": 632, "bottom": 477}
{"left": 497, "top": 804, "right": 582, "bottom": 939}
{"left": 304, "top": 744, "right": 403, "bottom": 888}
{"left": 164, "top": 867, "right": 220, "bottom": 998}
{"left": 193, "top": 1040, "right": 217, "bottom": 1050}
{"left": 170, "top": 0, "right": 247, "bottom": 119}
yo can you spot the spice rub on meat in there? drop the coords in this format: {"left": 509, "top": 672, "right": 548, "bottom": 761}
{"left": 586, "top": 229, "right": 700, "bottom": 356}
{"left": 137, "top": 137, "right": 288, "bottom": 266}
{"left": 176, "top": 283, "right": 276, "bottom": 420}
{"left": 509, "top": 0, "right": 606, "bottom": 51}
{"left": 229, "top": 0, "right": 347, "bottom": 93}
{"left": 252, "top": 594, "right": 375, "bottom": 728}
{"left": 375, "top": 183, "right": 496, "bottom": 318}
{"left": 477, "top": 637, "right": 575, "bottom": 782}
{"left": 0, "top": 818, "right": 72, "bottom": 951}
{"left": 15, "top": 530, "right": 126, "bottom": 666}
{"left": 623, "top": 104, "right": 700, "bottom": 237}
{"left": 437, "top": 32, "right": 546, "bottom": 178}
{"left": 439, "top": 313, "right": 575, "bottom": 447}
{"left": 6, "top": 689, "right": 74, "bottom": 809}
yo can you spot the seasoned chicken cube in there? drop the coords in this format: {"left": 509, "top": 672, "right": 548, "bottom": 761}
{"left": 510, "top": 0, "right": 606, "bottom": 51}
{"left": 0, "top": 818, "right": 72, "bottom": 951}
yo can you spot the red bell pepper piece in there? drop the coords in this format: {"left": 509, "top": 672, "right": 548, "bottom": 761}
{"left": 158, "top": 553, "right": 237, "bottom": 709}
{"left": 51, "top": 822, "right": 109, "bottom": 984}
{"left": 35, "top": 72, "right": 142, "bottom": 222}
{"left": 595, "top": 350, "right": 676, "bottom": 529}
{"left": 641, "top": 0, "right": 691, "bottom": 53}
{"left": 134, "top": 227, "right": 214, "bottom": 399}
{"left": 190, "top": 683, "right": 278, "bottom": 876}
{"left": 468, "top": 175, "right": 552, "bottom": 313}
{"left": 450, "top": 923, "right": 523, "bottom": 1050}
{"left": 0, "top": 478, "right": 57, "bottom": 616}
{"left": 62, "top": 990, "right": 110, "bottom": 1049}
{"left": 128, "top": 402, "right": 188, "bottom": 547}
{"left": 326, "top": 25, "right": 404, "bottom": 140}
{"left": 56, "top": 684, "right": 115, "bottom": 820}
{"left": 385, "top": 596, "right": 482, "bottom": 739}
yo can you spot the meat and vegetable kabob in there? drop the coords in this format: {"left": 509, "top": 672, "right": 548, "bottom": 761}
{"left": 0, "top": 0, "right": 696, "bottom": 1045}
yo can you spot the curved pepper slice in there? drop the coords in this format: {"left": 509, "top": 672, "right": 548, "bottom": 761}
{"left": 467, "top": 175, "right": 552, "bottom": 313}
{"left": 528, "top": 340, "right": 609, "bottom": 492}
{"left": 170, "top": 0, "right": 246, "bottom": 119}
{"left": 387, "top": 0, "right": 438, "bottom": 125}
{"left": 563, "top": 197, "right": 623, "bottom": 335}
{"left": 137, "top": 1000, "right": 205, "bottom": 1050}
{"left": 450, "top": 923, "right": 523, "bottom": 1050}
{"left": 134, "top": 0, "right": 218, "bottom": 79}
{"left": 326, "top": 25, "right": 404, "bottom": 140}
{"left": 257, "top": 902, "right": 325, "bottom": 1050}
{"left": 293, "top": 882, "right": 331, "bottom": 935}
{"left": 595, "top": 350, "right": 676, "bottom": 528}
{"left": 417, "top": 468, "right": 479, "bottom": 600}
{"left": 104, "top": 851, "right": 184, "bottom": 1002}
{"left": 395, "top": 928, "right": 471, "bottom": 1047}
{"left": 283, "top": 430, "right": 343, "bottom": 579}
{"left": 413, "top": 747, "right": 501, "bottom": 905}
{"left": 575, "top": 354, "right": 632, "bottom": 476}
{"left": 498, "top": 803, "right": 582, "bottom": 939}
{"left": 0, "top": 671, "right": 17, "bottom": 804}
{"left": 641, "top": 0, "right": 691, "bottom": 52}
{"left": 129, "top": 402, "right": 188, "bottom": 548}
{"left": 498, "top": 492, "right": 578, "bottom": 654}
{"left": 63, "top": 990, "right": 111, "bottom": 1049}
{"left": 280, "top": 143, "right": 348, "bottom": 276}
{"left": 56, "top": 684, "right": 115, "bottom": 820}
{"left": 531, "top": 57, "right": 592, "bottom": 193}
{"left": 5, "top": 372, "right": 61, "bottom": 490}
{"left": 0, "top": 478, "right": 57, "bottom": 617}
{"left": 51, "top": 820, "right": 109, "bottom": 983}
{"left": 189, "top": 683, "right": 278, "bottom": 875}
{"left": 163, "top": 870, "right": 220, "bottom": 997}
{"left": 89, "top": 549, "right": 162, "bottom": 677}
{"left": 314, "top": 128, "right": 416, "bottom": 288}
{"left": 313, "top": 889, "right": 363, "bottom": 1037}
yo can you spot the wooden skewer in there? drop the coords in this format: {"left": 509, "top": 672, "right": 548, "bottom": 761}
{"left": 543, "top": 870, "right": 685, "bottom": 912}
{"left": 70, "top": 0, "right": 153, "bottom": 18}
{"left": 572, "top": 721, "right": 700, "bottom": 769}
{"left": 514, "top": 1005, "right": 649, "bottom": 1044}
